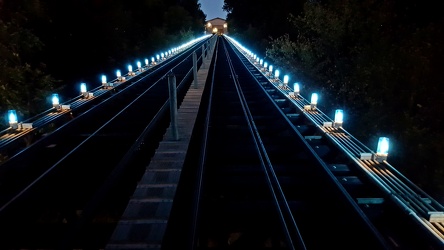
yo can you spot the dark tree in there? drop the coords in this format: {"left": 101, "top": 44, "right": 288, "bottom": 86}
{"left": 0, "top": 0, "right": 55, "bottom": 125}
{"left": 225, "top": 0, "right": 444, "bottom": 202}
{"left": 0, "top": 0, "right": 207, "bottom": 128}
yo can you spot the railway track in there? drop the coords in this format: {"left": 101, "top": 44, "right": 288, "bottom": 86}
{"left": 0, "top": 35, "right": 214, "bottom": 249}
{"left": 162, "top": 36, "right": 444, "bottom": 249}
{"left": 0, "top": 35, "right": 210, "bottom": 162}
{"left": 0, "top": 34, "right": 443, "bottom": 249}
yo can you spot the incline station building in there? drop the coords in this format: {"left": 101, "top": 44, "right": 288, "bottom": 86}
{"left": 205, "top": 18, "right": 228, "bottom": 35}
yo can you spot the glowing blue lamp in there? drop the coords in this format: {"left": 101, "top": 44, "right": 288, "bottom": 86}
{"left": 128, "top": 65, "right": 133, "bottom": 72}
{"left": 283, "top": 75, "right": 289, "bottom": 85}
{"left": 274, "top": 70, "right": 280, "bottom": 79}
{"left": 377, "top": 137, "right": 389, "bottom": 155}
{"left": 375, "top": 137, "right": 389, "bottom": 162}
{"left": 7, "top": 110, "right": 18, "bottom": 129}
{"left": 269, "top": 65, "right": 273, "bottom": 73}
{"left": 311, "top": 93, "right": 318, "bottom": 105}
{"left": 7, "top": 110, "right": 19, "bottom": 129}
{"left": 293, "top": 83, "right": 300, "bottom": 95}
{"left": 334, "top": 109, "right": 344, "bottom": 128}
{"left": 80, "top": 83, "right": 87, "bottom": 93}
{"left": 309, "top": 93, "right": 318, "bottom": 110}
{"left": 145, "top": 58, "right": 149, "bottom": 66}
{"left": 8, "top": 110, "right": 17, "bottom": 124}
{"left": 137, "top": 61, "right": 141, "bottom": 69}
{"left": 52, "top": 93, "right": 59, "bottom": 108}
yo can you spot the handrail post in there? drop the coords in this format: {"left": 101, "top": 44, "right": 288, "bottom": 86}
{"left": 201, "top": 45, "right": 206, "bottom": 69}
{"left": 167, "top": 71, "right": 179, "bottom": 140}
{"left": 193, "top": 51, "right": 198, "bottom": 89}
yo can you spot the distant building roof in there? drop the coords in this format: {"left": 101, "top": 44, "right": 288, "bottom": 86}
{"left": 205, "top": 17, "right": 228, "bottom": 35}
{"left": 206, "top": 17, "right": 226, "bottom": 23}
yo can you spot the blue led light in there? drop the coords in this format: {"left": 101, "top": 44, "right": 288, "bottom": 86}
{"left": 293, "top": 83, "right": 300, "bottom": 93}
{"left": 80, "top": 83, "right": 87, "bottom": 93}
{"left": 311, "top": 93, "right": 318, "bottom": 105}
{"left": 52, "top": 94, "right": 59, "bottom": 105}
{"left": 7, "top": 110, "right": 17, "bottom": 124}
{"left": 283, "top": 75, "right": 289, "bottom": 84}
{"left": 334, "top": 109, "right": 344, "bottom": 123}
{"left": 377, "top": 137, "right": 389, "bottom": 155}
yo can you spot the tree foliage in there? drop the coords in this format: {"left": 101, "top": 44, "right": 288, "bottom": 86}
{"left": 0, "top": 0, "right": 206, "bottom": 128}
{"left": 226, "top": 0, "right": 444, "bottom": 200}
{"left": 223, "top": 0, "right": 305, "bottom": 53}
{"left": 0, "top": 2, "right": 55, "bottom": 126}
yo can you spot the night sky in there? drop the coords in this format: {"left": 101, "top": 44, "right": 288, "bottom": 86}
{"left": 199, "top": 0, "right": 227, "bottom": 20}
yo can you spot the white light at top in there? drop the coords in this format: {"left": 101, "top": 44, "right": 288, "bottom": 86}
{"left": 283, "top": 75, "right": 289, "bottom": 84}
{"left": 80, "top": 82, "right": 87, "bottom": 93}
{"left": 137, "top": 61, "right": 141, "bottom": 69}
{"left": 269, "top": 65, "right": 273, "bottom": 73}
{"left": 116, "top": 70, "right": 121, "bottom": 78}
{"left": 377, "top": 137, "right": 389, "bottom": 155}
{"left": 334, "top": 109, "right": 344, "bottom": 124}
{"left": 264, "top": 62, "right": 268, "bottom": 68}
{"left": 311, "top": 93, "right": 318, "bottom": 105}
{"left": 161, "top": 52, "right": 165, "bottom": 58}
{"left": 128, "top": 65, "right": 133, "bottom": 72}
{"left": 8, "top": 110, "right": 17, "bottom": 124}
{"left": 151, "top": 57, "right": 155, "bottom": 63}
{"left": 274, "top": 70, "right": 280, "bottom": 79}
{"left": 52, "top": 93, "right": 59, "bottom": 106}
{"left": 260, "top": 59, "right": 263, "bottom": 65}
{"left": 156, "top": 54, "right": 160, "bottom": 61}
{"left": 145, "top": 58, "right": 149, "bottom": 65}
{"left": 293, "top": 83, "right": 300, "bottom": 93}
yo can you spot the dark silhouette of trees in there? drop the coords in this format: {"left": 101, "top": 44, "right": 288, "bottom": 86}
{"left": 224, "top": 0, "right": 444, "bottom": 201}
{"left": 0, "top": 0, "right": 205, "bottom": 127}
{"left": 0, "top": 0, "right": 56, "bottom": 124}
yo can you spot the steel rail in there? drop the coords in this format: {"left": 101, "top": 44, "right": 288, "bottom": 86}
{"left": 0, "top": 36, "right": 210, "bottom": 156}
{"left": 226, "top": 35, "right": 444, "bottom": 247}
{"left": 223, "top": 38, "right": 306, "bottom": 250}
{"left": 0, "top": 42, "right": 204, "bottom": 213}
{"left": 227, "top": 37, "right": 391, "bottom": 248}
{"left": 229, "top": 36, "right": 444, "bottom": 245}
{"left": 190, "top": 36, "right": 217, "bottom": 249}
{"left": 0, "top": 37, "right": 210, "bottom": 169}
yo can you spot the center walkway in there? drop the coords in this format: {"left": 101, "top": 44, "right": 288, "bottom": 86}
{"left": 106, "top": 46, "right": 214, "bottom": 250}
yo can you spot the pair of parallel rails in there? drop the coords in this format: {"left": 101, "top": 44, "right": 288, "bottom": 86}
{"left": 0, "top": 35, "right": 213, "bottom": 249}
{"left": 161, "top": 36, "right": 444, "bottom": 249}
